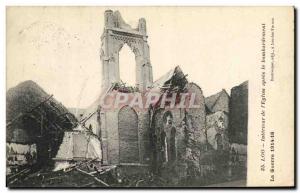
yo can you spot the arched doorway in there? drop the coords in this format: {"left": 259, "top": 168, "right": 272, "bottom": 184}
{"left": 118, "top": 106, "right": 139, "bottom": 163}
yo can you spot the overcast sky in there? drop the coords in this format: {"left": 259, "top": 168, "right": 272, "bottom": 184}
{"left": 7, "top": 7, "right": 256, "bottom": 108}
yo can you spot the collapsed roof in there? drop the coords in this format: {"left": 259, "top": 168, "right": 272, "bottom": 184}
{"left": 149, "top": 66, "right": 188, "bottom": 93}
{"left": 6, "top": 80, "right": 77, "bottom": 144}
{"left": 81, "top": 66, "right": 188, "bottom": 123}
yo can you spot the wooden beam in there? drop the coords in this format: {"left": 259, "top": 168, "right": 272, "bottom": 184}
{"left": 76, "top": 168, "right": 109, "bottom": 187}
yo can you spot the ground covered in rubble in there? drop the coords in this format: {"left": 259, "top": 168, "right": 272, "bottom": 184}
{"left": 8, "top": 166, "right": 165, "bottom": 187}
{"left": 7, "top": 162, "right": 246, "bottom": 188}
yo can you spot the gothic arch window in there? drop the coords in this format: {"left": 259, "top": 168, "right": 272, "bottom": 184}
{"left": 118, "top": 106, "right": 139, "bottom": 163}
{"left": 162, "top": 111, "right": 177, "bottom": 162}
{"left": 118, "top": 43, "right": 136, "bottom": 86}
{"left": 100, "top": 11, "right": 153, "bottom": 91}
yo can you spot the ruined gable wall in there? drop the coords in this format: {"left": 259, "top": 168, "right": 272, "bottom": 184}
{"left": 211, "top": 91, "right": 229, "bottom": 113}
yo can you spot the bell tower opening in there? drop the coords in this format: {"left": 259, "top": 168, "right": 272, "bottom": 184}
{"left": 119, "top": 44, "right": 136, "bottom": 87}
{"left": 100, "top": 10, "right": 153, "bottom": 91}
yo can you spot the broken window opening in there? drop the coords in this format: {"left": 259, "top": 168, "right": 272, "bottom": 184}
{"left": 119, "top": 43, "right": 136, "bottom": 87}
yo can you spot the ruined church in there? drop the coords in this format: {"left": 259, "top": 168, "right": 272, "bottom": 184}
{"left": 68, "top": 10, "right": 247, "bottom": 179}
{"left": 5, "top": 10, "right": 248, "bottom": 186}
{"left": 80, "top": 10, "right": 206, "bottom": 169}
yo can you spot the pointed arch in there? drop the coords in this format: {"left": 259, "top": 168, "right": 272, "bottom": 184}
{"left": 118, "top": 105, "right": 139, "bottom": 163}
{"left": 100, "top": 10, "right": 153, "bottom": 91}
{"left": 119, "top": 44, "right": 136, "bottom": 86}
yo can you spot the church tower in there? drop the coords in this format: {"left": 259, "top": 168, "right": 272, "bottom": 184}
{"left": 100, "top": 10, "right": 153, "bottom": 91}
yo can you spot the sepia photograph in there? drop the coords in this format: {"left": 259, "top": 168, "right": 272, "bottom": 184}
{"left": 5, "top": 6, "right": 294, "bottom": 188}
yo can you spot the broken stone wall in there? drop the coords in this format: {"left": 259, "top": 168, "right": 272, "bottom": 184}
{"left": 101, "top": 10, "right": 153, "bottom": 91}
{"left": 228, "top": 81, "right": 248, "bottom": 145}
{"left": 152, "top": 82, "right": 206, "bottom": 183}
{"left": 84, "top": 108, "right": 117, "bottom": 165}
{"left": 84, "top": 100, "right": 151, "bottom": 165}
{"left": 185, "top": 83, "right": 206, "bottom": 146}
{"left": 206, "top": 111, "right": 229, "bottom": 151}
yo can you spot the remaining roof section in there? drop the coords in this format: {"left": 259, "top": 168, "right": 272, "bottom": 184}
{"left": 205, "top": 90, "right": 223, "bottom": 110}
{"left": 205, "top": 89, "right": 230, "bottom": 114}
{"left": 150, "top": 66, "right": 188, "bottom": 93}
